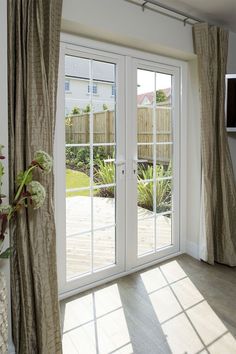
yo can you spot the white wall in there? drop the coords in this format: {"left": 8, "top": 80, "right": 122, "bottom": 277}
{"left": 62, "top": 0, "right": 195, "bottom": 60}
{"left": 61, "top": 0, "right": 236, "bottom": 260}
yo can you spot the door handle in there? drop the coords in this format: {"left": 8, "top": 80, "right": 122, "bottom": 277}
{"left": 103, "top": 159, "right": 125, "bottom": 166}
{"left": 114, "top": 160, "right": 126, "bottom": 166}
{"left": 133, "top": 159, "right": 148, "bottom": 164}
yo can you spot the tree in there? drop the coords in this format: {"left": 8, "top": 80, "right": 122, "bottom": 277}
{"left": 83, "top": 104, "right": 91, "bottom": 113}
{"left": 156, "top": 90, "right": 167, "bottom": 103}
{"left": 71, "top": 106, "right": 81, "bottom": 115}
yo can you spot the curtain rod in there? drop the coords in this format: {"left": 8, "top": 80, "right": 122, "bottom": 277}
{"left": 124, "top": 0, "right": 204, "bottom": 26}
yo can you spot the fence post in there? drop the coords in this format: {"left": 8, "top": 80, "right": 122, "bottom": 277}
{"left": 106, "top": 111, "right": 110, "bottom": 154}
{"left": 85, "top": 113, "right": 89, "bottom": 144}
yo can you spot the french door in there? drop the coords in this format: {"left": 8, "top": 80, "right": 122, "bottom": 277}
{"left": 126, "top": 58, "right": 180, "bottom": 269}
{"left": 56, "top": 42, "right": 181, "bottom": 296}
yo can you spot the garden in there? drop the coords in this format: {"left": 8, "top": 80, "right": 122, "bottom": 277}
{"left": 65, "top": 145, "right": 172, "bottom": 213}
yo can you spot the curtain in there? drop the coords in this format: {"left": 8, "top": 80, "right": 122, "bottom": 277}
{"left": 8, "top": 1, "right": 63, "bottom": 353}
{"left": 193, "top": 23, "right": 236, "bottom": 266}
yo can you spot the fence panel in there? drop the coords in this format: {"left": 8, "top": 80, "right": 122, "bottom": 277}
{"left": 65, "top": 107, "right": 171, "bottom": 164}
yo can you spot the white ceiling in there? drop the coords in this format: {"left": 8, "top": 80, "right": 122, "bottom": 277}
{"left": 144, "top": 0, "right": 236, "bottom": 32}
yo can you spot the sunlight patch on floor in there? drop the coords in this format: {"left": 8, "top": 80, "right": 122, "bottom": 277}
{"left": 62, "top": 284, "right": 133, "bottom": 354}
{"left": 141, "top": 260, "right": 236, "bottom": 354}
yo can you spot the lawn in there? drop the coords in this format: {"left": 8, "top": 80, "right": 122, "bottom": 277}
{"left": 66, "top": 169, "right": 90, "bottom": 197}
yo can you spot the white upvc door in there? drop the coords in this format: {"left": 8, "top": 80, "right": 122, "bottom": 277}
{"left": 55, "top": 44, "right": 126, "bottom": 294}
{"left": 126, "top": 58, "right": 180, "bottom": 270}
{"left": 55, "top": 37, "right": 183, "bottom": 297}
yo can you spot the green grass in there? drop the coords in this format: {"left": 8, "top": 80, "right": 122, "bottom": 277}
{"left": 66, "top": 169, "right": 90, "bottom": 197}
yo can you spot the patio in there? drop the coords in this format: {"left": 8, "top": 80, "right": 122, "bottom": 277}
{"left": 66, "top": 196, "right": 172, "bottom": 278}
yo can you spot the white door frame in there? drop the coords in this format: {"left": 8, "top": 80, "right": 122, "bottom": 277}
{"left": 126, "top": 57, "right": 181, "bottom": 270}
{"left": 55, "top": 43, "right": 126, "bottom": 294}
{"left": 55, "top": 33, "right": 188, "bottom": 299}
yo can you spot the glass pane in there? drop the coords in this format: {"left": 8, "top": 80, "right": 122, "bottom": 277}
{"left": 156, "top": 213, "right": 172, "bottom": 249}
{"left": 67, "top": 232, "right": 92, "bottom": 278}
{"left": 92, "top": 60, "right": 115, "bottom": 83}
{"left": 156, "top": 179, "right": 172, "bottom": 214}
{"left": 92, "top": 61, "right": 116, "bottom": 144}
{"left": 156, "top": 144, "right": 172, "bottom": 167}
{"left": 155, "top": 73, "right": 172, "bottom": 107}
{"left": 65, "top": 55, "right": 90, "bottom": 116}
{"left": 66, "top": 196, "right": 91, "bottom": 236}
{"left": 137, "top": 69, "right": 155, "bottom": 105}
{"left": 93, "top": 146, "right": 115, "bottom": 185}
{"left": 65, "top": 146, "right": 91, "bottom": 195}
{"left": 93, "top": 187, "right": 116, "bottom": 229}
{"left": 93, "top": 227, "right": 116, "bottom": 270}
{"left": 156, "top": 108, "right": 172, "bottom": 143}
{"left": 137, "top": 145, "right": 153, "bottom": 179}
{"left": 65, "top": 55, "right": 118, "bottom": 281}
{"left": 137, "top": 69, "right": 155, "bottom": 144}
{"left": 138, "top": 218, "right": 155, "bottom": 256}
{"left": 136, "top": 68, "right": 176, "bottom": 259}
{"left": 137, "top": 181, "right": 154, "bottom": 214}
{"left": 137, "top": 107, "right": 153, "bottom": 143}
{"left": 93, "top": 108, "right": 115, "bottom": 144}
{"left": 65, "top": 106, "right": 90, "bottom": 144}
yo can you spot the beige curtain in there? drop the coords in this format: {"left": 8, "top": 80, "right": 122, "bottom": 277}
{"left": 8, "top": 1, "right": 63, "bottom": 353}
{"left": 193, "top": 23, "right": 236, "bottom": 266}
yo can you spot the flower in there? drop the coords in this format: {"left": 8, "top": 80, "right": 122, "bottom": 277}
{"left": 33, "top": 150, "right": 52, "bottom": 173}
{"left": 0, "top": 205, "right": 12, "bottom": 215}
{"left": 27, "top": 181, "right": 46, "bottom": 209}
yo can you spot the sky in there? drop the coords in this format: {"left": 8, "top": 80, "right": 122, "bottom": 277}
{"left": 137, "top": 69, "right": 172, "bottom": 95}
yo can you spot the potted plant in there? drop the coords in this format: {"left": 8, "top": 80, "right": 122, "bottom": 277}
{"left": 0, "top": 145, "right": 52, "bottom": 352}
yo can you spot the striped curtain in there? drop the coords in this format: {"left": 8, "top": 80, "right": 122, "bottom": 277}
{"left": 8, "top": 0, "right": 63, "bottom": 352}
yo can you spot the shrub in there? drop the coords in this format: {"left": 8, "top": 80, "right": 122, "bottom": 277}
{"left": 94, "top": 159, "right": 115, "bottom": 197}
{"left": 71, "top": 106, "right": 81, "bottom": 115}
{"left": 138, "top": 163, "right": 172, "bottom": 213}
{"left": 65, "top": 146, "right": 109, "bottom": 174}
{"left": 156, "top": 90, "right": 167, "bottom": 103}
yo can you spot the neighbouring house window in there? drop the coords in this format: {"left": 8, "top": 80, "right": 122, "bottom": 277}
{"left": 65, "top": 80, "right": 70, "bottom": 92}
{"left": 112, "top": 84, "right": 116, "bottom": 96}
{"left": 88, "top": 84, "right": 98, "bottom": 94}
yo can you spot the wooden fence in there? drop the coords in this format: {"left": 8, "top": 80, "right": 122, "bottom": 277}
{"left": 66, "top": 107, "right": 172, "bottom": 164}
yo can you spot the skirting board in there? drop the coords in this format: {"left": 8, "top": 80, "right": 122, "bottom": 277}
{"left": 8, "top": 342, "right": 15, "bottom": 354}
{"left": 186, "top": 240, "right": 200, "bottom": 260}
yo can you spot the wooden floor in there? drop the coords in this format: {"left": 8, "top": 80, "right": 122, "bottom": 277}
{"left": 66, "top": 196, "right": 172, "bottom": 278}
{"left": 61, "top": 254, "right": 236, "bottom": 354}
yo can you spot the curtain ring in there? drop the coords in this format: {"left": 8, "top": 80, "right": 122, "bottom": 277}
{"left": 183, "top": 17, "right": 189, "bottom": 26}
{"left": 142, "top": 1, "right": 148, "bottom": 11}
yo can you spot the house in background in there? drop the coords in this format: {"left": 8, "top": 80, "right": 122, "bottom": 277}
{"left": 137, "top": 88, "right": 171, "bottom": 106}
{"left": 65, "top": 56, "right": 116, "bottom": 114}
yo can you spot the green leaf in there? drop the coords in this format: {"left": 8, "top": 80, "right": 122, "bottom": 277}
{"left": 16, "top": 170, "right": 33, "bottom": 187}
{"left": 0, "top": 247, "right": 12, "bottom": 259}
{"left": 0, "top": 163, "right": 4, "bottom": 177}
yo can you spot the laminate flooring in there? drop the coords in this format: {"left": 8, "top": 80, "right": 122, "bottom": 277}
{"left": 61, "top": 254, "right": 236, "bottom": 354}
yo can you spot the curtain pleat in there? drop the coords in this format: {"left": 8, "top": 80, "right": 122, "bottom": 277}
{"left": 8, "top": 1, "right": 63, "bottom": 353}
{"left": 193, "top": 23, "right": 236, "bottom": 266}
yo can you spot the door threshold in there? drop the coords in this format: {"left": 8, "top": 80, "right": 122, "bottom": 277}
{"left": 59, "top": 250, "right": 183, "bottom": 300}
